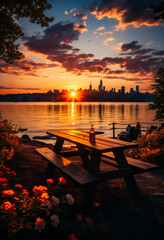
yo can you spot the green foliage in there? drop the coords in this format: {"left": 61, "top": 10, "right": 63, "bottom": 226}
{"left": 0, "top": 0, "right": 54, "bottom": 63}
{"left": 148, "top": 68, "right": 164, "bottom": 121}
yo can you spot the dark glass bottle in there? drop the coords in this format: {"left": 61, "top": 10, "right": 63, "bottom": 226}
{"left": 89, "top": 124, "right": 95, "bottom": 142}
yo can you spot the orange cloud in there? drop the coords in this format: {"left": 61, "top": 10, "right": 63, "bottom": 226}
{"left": 90, "top": 1, "right": 162, "bottom": 31}
{"left": 74, "top": 23, "right": 87, "bottom": 33}
{"left": 104, "top": 37, "right": 114, "bottom": 45}
{"left": 96, "top": 26, "right": 105, "bottom": 31}
{"left": 145, "top": 41, "right": 154, "bottom": 46}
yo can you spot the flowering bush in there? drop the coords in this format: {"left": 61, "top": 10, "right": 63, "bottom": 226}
{"left": 0, "top": 119, "right": 94, "bottom": 239}
{"left": 0, "top": 119, "right": 20, "bottom": 162}
{"left": 126, "top": 129, "right": 164, "bottom": 165}
{"left": 0, "top": 171, "right": 93, "bottom": 239}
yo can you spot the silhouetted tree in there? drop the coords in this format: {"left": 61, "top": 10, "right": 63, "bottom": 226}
{"left": 149, "top": 2, "right": 164, "bottom": 121}
{"left": 148, "top": 68, "right": 164, "bottom": 121}
{"left": 0, "top": 0, "right": 54, "bottom": 63}
{"left": 151, "top": 1, "right": 164, "bottom": 21}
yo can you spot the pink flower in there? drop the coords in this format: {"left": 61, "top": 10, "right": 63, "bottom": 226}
{"left": 50, "top": 214, "right": 59, "bottom": 228}
{"left": 66, "top": 194, "right": 75, "bottom": 205}
{"left": 44, "top": 200, "right": 52, "bottom": 210}
{"left": 51, "top": 195, "right": 60, "bottom": 206}
{"left": 34, "top": 217, "right": 46, "bottom": 233}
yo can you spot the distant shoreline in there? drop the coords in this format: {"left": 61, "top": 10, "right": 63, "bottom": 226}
{"left": 0, "top": 100, "right": 153, "bottom": 103}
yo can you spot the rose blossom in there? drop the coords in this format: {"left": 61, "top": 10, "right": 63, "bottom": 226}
{"left": 40, "top": 193, "right": 49, "bottom": 200}
{"left": 51, "top": 195, "right": 60, "bottom": 206}
{"left": 15, "top": 184, "right": 23, "bottom": 189}
{"left": 50, "top": 214, "right": 59, "bottom": 228}
{"left": 0, "top": 178, "right": 8, "bottom": 183}
{"left": 33, "top": 185, "right": 47, "bottom": 195}
{"left": 0, "top": 201, "right": 15, "bottom": 210}
{"left": 2, "top": 189, "right": 14, "bottom": 197}
{"left": 69, "top": 234, "right": 78, "bottom": 240}
{"left": 22, "top": 189, "right": 29, "bottom": 195}
{"left": 58, "top": 177, "right": 67, "bottom": 184}
{"left": 66, "top": 194, "right": 75, "bottom": 205}
{"left": 34, "top": 217, "right": 46, "bottom": 233}
{"left": 11, "top": 171, "right": 16, "bottom": 176}
{"left": 46, "top": 178, "right": 54, "bottom": 184}
{"left": 44, "top": 200, "right": 52, "bottom": 210}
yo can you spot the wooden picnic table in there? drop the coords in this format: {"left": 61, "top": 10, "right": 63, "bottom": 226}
{"left": 47, "top": 130, "right": 139, "bottom": 192}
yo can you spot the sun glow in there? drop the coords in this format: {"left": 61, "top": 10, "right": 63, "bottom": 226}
{"left": 70, "top": 91, "right": 76, "bottom": 97}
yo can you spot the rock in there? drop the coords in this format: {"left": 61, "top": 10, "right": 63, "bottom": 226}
{"left": 22, "top": 134, "right": 30, "bottom": 142}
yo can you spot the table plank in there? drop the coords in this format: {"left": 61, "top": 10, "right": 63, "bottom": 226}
{"left": 48, "top": 130, "right": 109, "bottom": 151}
{"left": 69, "top": 130, "right": 138, "bottom": 147}
{"left": 48, "top": 130, "right": 136, "bottom": 152}
{"left": 59, "top": 130, "right": 138, "bottom": 150}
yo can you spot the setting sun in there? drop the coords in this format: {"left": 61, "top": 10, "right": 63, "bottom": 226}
{"left": 71, "top": 91, "right": 76, "bottom": 97}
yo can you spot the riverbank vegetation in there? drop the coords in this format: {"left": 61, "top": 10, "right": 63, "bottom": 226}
{"left": 126, "top": 129, "right": 164, "bottom": 166}
{"left": 0, "top": 119, "right": 94, "bottom": 240}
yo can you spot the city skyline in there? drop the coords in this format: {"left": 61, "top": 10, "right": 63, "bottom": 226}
{"left": 0, "top": 0, "right": 164, "bottom": 94}
{"left": 0, "top": 78, "right": 153, "bottom": 102}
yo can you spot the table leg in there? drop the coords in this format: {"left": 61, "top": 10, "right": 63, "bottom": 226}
{"left": 77, "top": 145, "right": 90, "bottom": 170}
{"left": 113, "top": 150, "right": 139, "bottom": 193}
{"left": 53, "top": 137, "right": 64, "bottom": 153}
{"left": 89, "top": 151, "right": 101, "bottom": 174}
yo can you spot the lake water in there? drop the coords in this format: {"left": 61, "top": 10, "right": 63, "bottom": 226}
{"left": 0, "top": 102, "right": 160, "bottom": 144}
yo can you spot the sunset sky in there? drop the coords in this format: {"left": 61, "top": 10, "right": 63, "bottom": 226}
{"left": 0, "top": 0, "right": 164, "bottom": 94}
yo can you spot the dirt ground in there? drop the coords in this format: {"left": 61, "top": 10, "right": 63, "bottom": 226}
{"left": 7, "top": 140, "right": 164, "bottom": 240}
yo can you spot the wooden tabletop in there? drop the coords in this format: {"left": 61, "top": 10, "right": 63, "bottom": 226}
{"left": 47, "top": 130, "right": 138, "bottom": 153}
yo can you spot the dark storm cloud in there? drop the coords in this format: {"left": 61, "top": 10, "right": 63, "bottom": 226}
{"left": 152, "top": 50, "right": 164, "bottom": 56}
{"left": 89, "top": 0, "right": 163, "bottom": 29}
{"left": 0, "top": 59, "right": 57, "bottom": 77}
{"left": 1, "top": 20, "right": 162, "bottom": 81}
{"left": 120, "top": 41, "right": 156, "bottom": 57}
{"left": 121, "top": 41, "right": 142, "bottom": 52}
{"left": 23, "top": 22, "right": 83, "bottom": 55}
{"left": 23, "top": 21, "right": 164, "bottom": 77}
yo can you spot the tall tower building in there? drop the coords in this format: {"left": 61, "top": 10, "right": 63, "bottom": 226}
{"left": 121, "top": 86, "right": 125, "bottom": 94}
{"left": 136, "top": 85, "right": 139, "bottom": 93}
{"left": 89, "top": 82, "right": 92, "bottom": 91}
{"left": 99, "top": 78, "right": 103, "bottom": 93}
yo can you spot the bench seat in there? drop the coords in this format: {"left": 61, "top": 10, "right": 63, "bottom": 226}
{"left": 102, "top": 152, "right": 159, "bottom": 173}
{"left": 35, "top": 147, "right": 99, "bottom": 186}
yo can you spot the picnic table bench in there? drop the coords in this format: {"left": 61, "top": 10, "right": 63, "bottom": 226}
{"left": 35, "top": 130, "right": 159, "bottom": 202}
{"left": 35, "top": 147, "right": 99, "bottom": 186}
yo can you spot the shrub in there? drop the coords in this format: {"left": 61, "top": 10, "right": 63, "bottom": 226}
{"left": 0, "top": 120, "right": 94, "bottom": 239}
{"left": 126, "top": 129, "right": 164, "bottom": 166}
{"left": 0, "top": 119, "right": 20, "bottom": 162}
